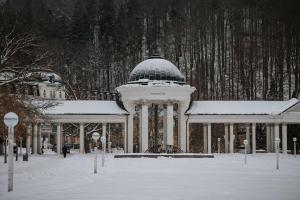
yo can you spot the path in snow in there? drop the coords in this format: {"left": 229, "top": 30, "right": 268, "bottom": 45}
{"left": 0, "top": 152, "right": 300, "bottom": 200}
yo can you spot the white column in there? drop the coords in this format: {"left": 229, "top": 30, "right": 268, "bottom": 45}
{"left": 37, "top": 124, "right": 42, "bottom": 154}
{"left": 266, "top": 124, "right": 271, "bottom": 152}
{"left": 56, "top": 123, "right": 61, "bottom": 154}
{"left": 123, "top": 122, "right": 127, "bottom": 153}
{"left": 246, "top": 124, "right": 250, "bottom": 153}
{"left": 187, "top": 122, "right": 190, "bottom": 152}
{"left": 282, "top": 124, "right": 287, "bottom": 154}
{"left": 270, "top": 125, "right": 274, "bottom": 152}
{"left": 108, "top": 124, "right": 111, "bottom": 153}
{"left": 229, "top": 123, "right": 234, "bottom": 153}
{"left": 274, "top": 123, "right": 280, "bottom": 153}
{"left": 163, "top": 108, "right": 167, "bottom": 150}
{"left": 127, "top": 105, "right": 134, "bottom": 153}
{"left": 178, "top": 102, "right": 188, "bottom": 152}
{"left": 207, "top": 123, "right": 212, "bottom": 154}
{"left": 252, "top": 123, "right": 256, "bottom": 154}
{"left": 203, "top": 124, "right": 208, "bottom": 153}
{"left": 141, "top": 104, "right": 148, "bottom": 152}
{"left": 33, "top": 124, "right": 38, "bottom": 155}
{"left": 274, "top": 124, "right": 280, "bottom": 139}
{"left": 139, "top": 107, "right": 142, "bottom": 152}
{"left": 79, "top": 123, "right": 84, "bottom": 153}
{"left": 166, "top": 103, "right": 174, "bottom": 146}
{"left": 26, "top": 124, "right": 32, "bottom": 155}
{"left": 102, "top": 123, "right": 107, "bottom": 153}
{"left": 224, "top": 124, "right": 229, "bottom": 153}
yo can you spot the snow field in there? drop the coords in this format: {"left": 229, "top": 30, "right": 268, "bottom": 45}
{"left": 0, "top": 153, "right": 300, "bottom": 200}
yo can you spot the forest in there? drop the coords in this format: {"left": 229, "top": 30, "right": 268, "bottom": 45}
{"left": 1, "top": 0, "right": 300, "bottom": 101}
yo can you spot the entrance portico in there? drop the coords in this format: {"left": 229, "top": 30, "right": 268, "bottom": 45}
{"left": 117, "top": 57, "right": 195, "bottom": 153}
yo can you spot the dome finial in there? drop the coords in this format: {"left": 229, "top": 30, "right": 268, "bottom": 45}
{"left": 148, "top": 53, "right": 163, "bottom": 59}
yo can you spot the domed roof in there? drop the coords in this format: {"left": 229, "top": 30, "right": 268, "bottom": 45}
{"left": 28, "top": 71, "right": 62, "bottom": 83}
{"left": 128, "top": 57, "right": 185, "bottom": 84}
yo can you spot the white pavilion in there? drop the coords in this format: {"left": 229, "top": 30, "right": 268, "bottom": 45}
{"left": 26, "top": 56, "right": 300, "bottom": 155}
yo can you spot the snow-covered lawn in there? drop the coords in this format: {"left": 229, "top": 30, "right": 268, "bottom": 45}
{"left": 0, "top": 152, "right": 300, "bottom": 200}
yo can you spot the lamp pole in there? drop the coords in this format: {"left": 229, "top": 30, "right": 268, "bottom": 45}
{"left": 101, "top": 135, "right": 106, "bottom": 168}
{"left": 92, "top": 132, "right": 100, "bottom": 174}
{"left": 275, "top": 137, "right": 280, "bottom": 170}
{"left": 244, "top": 140, "right": 248, "bottom": 164}
{"left": 293, "top": 137, "right": 297, "bottom": 158}
{"left": 4, "top": 112, "right": 19, "bottom": 192}
{"left": 4, "top": 136, "right": 7, "bottom": 163}
{"left": 19, "top": 136, "right": 23, "bottom": 156}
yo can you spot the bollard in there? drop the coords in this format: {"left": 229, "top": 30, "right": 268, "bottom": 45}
{"left": 217, "top": 138, "right": 221, "bottom": 154}
{"left": 91, "top": 132, "right": 100, "bottom": 174}
{"left": 101, "top": 136, "right": 106, "bottom": 168}
{"left": 275, "top": 138, "right": 280, "bottom": 170}
{"left": 94, "top": 146, "right": 97, "bottom": 174}
{"left": 244, "top": 140, "right": 248, "bottom": 164}
{"left": 293, "top": 137, "right": 297, "bottom": 158}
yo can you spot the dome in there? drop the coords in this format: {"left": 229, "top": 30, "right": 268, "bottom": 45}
{"left": 128, "top": 57, "right": 185, "bottom": 84}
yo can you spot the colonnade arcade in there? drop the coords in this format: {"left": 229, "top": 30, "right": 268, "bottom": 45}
{"left": 23, "top": 100, "right": 300, "bottom": 155}
{"left": 22, "top": 57, "right": 300, "bottom": 155}
{"left": 24, "top": 114, "right": 127, "bottom": 155}
{"left": 188, "top": 123, "right": 290, "bottom": 154}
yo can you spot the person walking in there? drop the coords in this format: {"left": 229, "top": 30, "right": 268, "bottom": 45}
{"left": 62, "top": 145, "right": 67, "bottom": 158}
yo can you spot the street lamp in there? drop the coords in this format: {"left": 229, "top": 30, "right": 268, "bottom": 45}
{"left": 4, "top": 112, "right": 19, "bottom": 192}
{"left": 293, "top": 137, "right": 297, "bottom": 158}
{"left": 275, "top": 137, "right": 281, "bottom": 170}
{"left": 92, "top": 132, "right": 100, "bottom": 174}
{"left": 244, "top": 140, "right": 248, "bottom": 164}
{"left": 101, "top": 135, "right": 106, "bottom": 168}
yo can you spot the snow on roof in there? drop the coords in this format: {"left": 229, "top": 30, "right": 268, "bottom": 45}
{"left": 0, "top": 71, "right": 16, "bottom": 81}
{"left": 186, "top": 98, "right": 299, "bottom": 115}
{"left": 128, "top": 57, "right": 185, "bottom": 83}
{"left": 42, "top": 100, "right": 127, "bottom": 115}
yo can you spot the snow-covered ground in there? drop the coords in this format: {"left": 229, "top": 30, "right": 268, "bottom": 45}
{"left": 0, "top": 151, "right": 300, "bottom": 200}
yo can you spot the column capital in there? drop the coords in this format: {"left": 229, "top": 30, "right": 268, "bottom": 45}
{"left": 139, "top": 99, "right": 150, "bottom": 106}
{"left": 166, "top": 100, "right": 175, "bottom": 106}
{"left": 123, "top": 101, "right": 135, "bottom": 113}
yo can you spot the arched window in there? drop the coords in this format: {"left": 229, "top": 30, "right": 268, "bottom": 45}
{"left": 43, "top": 90, "right": 46, "bottom": 98}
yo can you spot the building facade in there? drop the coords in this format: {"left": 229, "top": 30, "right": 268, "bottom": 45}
{"left": 23, "top": 57, "right": 300, "bottom": 155}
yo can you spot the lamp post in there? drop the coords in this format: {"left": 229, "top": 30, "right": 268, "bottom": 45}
{"left": 293, "top": 137, "right": 297, "bottom": 158}
{"left": 275, "top": 137, "right": 280, "bottom": 170}
{"left": 217, "top": 138, "right": 221, "bottom": 154}
{"left": 244, "top": 140, "right": 248, "bottom": 164}
{"left": 92, "top": 132, "right": 100, "bottom": 174}
{"left": 101, "top": 135, "right": 106, "bottom": 168}
{"left": 19, "top": 136, "right": 23, "bottom": 156}
{"left": 4, "top": 136, "right": 7, "bottom": 163}
{"left": 4, "top": 112, "right": 19, "bottom": 192}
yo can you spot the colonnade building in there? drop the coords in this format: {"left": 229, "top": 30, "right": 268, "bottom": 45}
{"left": 25, "top": 57, "right": 300, "bottom": 155}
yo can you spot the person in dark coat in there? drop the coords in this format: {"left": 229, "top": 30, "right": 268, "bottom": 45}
{"left": 62, "top": 145, "right": 67, "bottom": 158}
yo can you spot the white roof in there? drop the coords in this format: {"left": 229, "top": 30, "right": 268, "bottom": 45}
{"left": 186, "top": 98, "right": 299, "bottom": 115}
{"left": 40, "top": 100, "right": 127, "bottom": 115}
